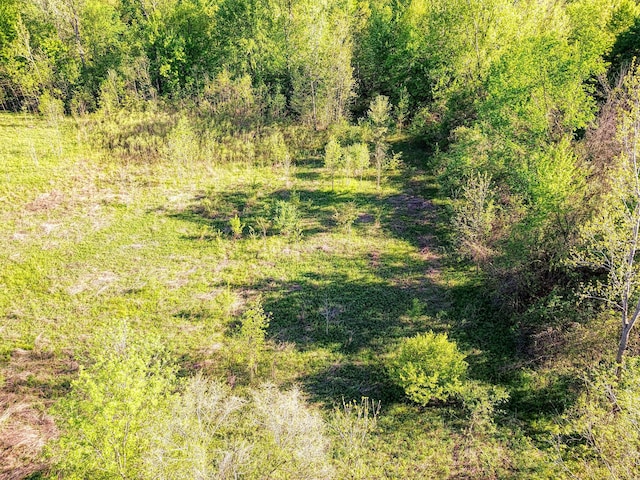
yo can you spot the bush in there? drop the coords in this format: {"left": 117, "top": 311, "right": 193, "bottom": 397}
{"left": 332, "top": 202, "right": 359, "bottom": 234}
{"left": 249, "top": 384, "right": 334, "bottom": 479}
{"left": 51, "top": 327, "right": 174, "bottom": 479}
{"left": 147, "top": 378, "right": 334, "bottom": 480}
{"left": 164, "top": 115, "right": 200, "bottom": 163}
{"left": 145, "top": 375, "right": 247, "bottom": 480}
{"left": 273, "top": 196, "right": 302, "bottom": 238}
{"left": 559, "top": 359, "right": 640, "bottom": 479}
{"left": 452, "top": 172, "right": 496, "bottom": 267}
{"left": 387, "top": 331, "right": 467, "bottom": 405}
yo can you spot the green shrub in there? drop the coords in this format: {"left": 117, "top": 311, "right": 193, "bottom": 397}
{"left": 254, "top": 216, "right": 271, "bottom": 238}
{"left": 559, "top": 359, "right": 640, "bottom": 479}
{"left": 38, "top": 91, "right": 64, "bottom": 127}
{"left": 452, "top": 172, "right": 496, "bottom": 267}
{"left": 266, "top": 130, "right": 291, "bottom": 167}
{"left": 274, "top": 196, "right": 302, "bottom": 238}
{"left": 387, "top": 331, "right": 467, "bottom": 405}
{"left": 51, "top": 327, "right": 174, "bottom": 479}
{"left": 332, "top": 202, "right": 359, "bottom": 234}
{"left": 229, "top": 214, "right": 245, "bottom": 239}
{"left": 459, "top": 381, "right": 509, "bottom": 434}
{"left": 164, "top": 114, "right": 200, "bottom": 163}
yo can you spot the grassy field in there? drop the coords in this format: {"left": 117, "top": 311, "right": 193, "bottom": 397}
{"left": 0, "top": 112, "right": 567, "bottom": 478}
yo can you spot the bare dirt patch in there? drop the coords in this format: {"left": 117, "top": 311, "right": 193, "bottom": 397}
{"left": 25, "top": 191, "right": 65, "bottom": 213}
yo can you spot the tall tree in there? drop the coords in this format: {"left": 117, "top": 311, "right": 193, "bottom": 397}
{"left": 574, "top": 66, "right": 640, "bottom": 372}
{"left": 289, "top": 0, "right": 355, "bottom": 128}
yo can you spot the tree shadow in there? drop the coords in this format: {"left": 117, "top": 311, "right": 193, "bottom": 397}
{"left": 508, "top": 371, "right": 582, "bottom": 423}
{"left": 160, "top": 138, "right": 571, "bottom": 418}
{"left": 255, "top": 269, "right": 444, "bottom": 353}
{"left": 301, "top": 359, "right": 405, "bottom": 405}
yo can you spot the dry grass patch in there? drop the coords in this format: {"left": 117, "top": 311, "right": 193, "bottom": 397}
{"left": 0, "top": 348, "right": 78, "bottom": 479}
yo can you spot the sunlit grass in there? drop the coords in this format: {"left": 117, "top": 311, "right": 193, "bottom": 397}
{"left": 0, "top": 112, "right": 565, "bottom": 478}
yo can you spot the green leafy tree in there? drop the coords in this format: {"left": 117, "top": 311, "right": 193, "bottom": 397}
{"left": 347, "top": 142, "right": 369, "bottom": 180}
{"left": 324, "top": 136, "right": 343, "bottom": 189}
{"left": 240, "top": 298, "right": 270, "bottom": 380}
{"left": 368, "top": 94, "right": 391, "bottom": 136}
{"left": 560, "top": 360, "right": 640, "bottom": 478}
{"left": 572, "top": 66, "right": 640, "bottom": 372}
{"left": 395, "top": 86, "right": 409, "bottom": 131}
{"left": 289, "top": 0, "right": 355, "bottom": 128}
{"left": 266, "top": 130, "right": 292, "bottom": 179}
{"left": 368, "top": 95, "right": 392, "bottom": 188}
{"left": 0, "top": 0, "right": 19, "bottom": 100}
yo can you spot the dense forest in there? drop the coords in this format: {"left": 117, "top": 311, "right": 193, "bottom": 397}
{"left": 3, "top": 0, "right": 640, "bottom": 478}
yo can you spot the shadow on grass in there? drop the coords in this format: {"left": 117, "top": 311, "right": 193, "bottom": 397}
{"left": 302, "top": 360, "right": 406, "bottom": 405}
{"left": 163, "top": 138, "right": 569, "bottom": 416}
{"left": 257, "top": 270, "right": 442, "bottom": 352}
{"left": 169, "top": 179, "right": 444, "bottom": 254}
{"left": 508, "top": 371, "right": 582, "bottom": 424}
{"left": 294, "top": 170, "right": 322, "bottom": 181}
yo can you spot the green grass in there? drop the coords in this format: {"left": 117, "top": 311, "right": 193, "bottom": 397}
{"left": 0, "top": 112, "right": 569, "bottom": 478}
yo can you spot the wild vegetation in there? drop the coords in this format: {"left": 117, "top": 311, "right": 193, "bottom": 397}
{"left": 3, "top": 0, "right": 640, "bottom": 478}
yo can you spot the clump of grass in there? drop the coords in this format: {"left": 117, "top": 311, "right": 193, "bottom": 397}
{"left": 254, "top": 216, "right": 271, "bottom": 238}
{"left": 331, "top": 397, "right": 381, "bottom": 478}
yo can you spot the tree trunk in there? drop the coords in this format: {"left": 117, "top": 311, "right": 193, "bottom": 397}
{"left": 616, "top": 323, "right": 632, "bottom": 378}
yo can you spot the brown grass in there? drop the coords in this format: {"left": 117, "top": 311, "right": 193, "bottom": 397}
{"left": 0, "top": 349, "right": 78, "bottom": 479}
{"left": 0, "top": 395, "right": 56, "bottom": 480}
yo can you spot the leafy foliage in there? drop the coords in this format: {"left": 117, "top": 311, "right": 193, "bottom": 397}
{"left": 6, "top": 0, "right": 640, "bottom": 477}
{"left": 452, "top": 172, "right": 496, "bottom": 266}
{"left": 52, "top": 326, "right": 174, "bottom": 479}
{"left": 324, "top": 136, "right": 342, "bottom": 189}
{"left": 570, "top": 64, "right": 640, "bottom": 367}
{"left": 387, "top": 331, "right": 468, "bottom": 405}
{"left": 560, "top": 360, "right": 640, "bottom": 479}
{"left": 240, "top": 298, "right": 270, "bottom": 379}
{"left": 273, "top": 195, "right": 302, "bottom": 239}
